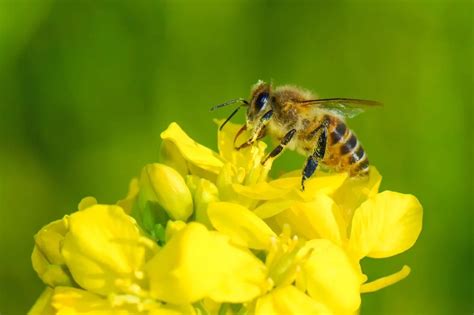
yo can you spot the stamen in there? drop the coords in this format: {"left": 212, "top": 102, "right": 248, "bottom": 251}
{"left": 266, "top": 277, "right": 275, "bottom": 290}
{"left": 139, "top": 236, "right": 157, "bottom": 250}
{"left": 109, "top": 294, "right": 140, "bottom": 307}
{"left": 361, "top": 265, "right": 411, "bottom": 293}
{"left": 129, "top": 284, "right": 142, "bottom": 295}
{"left": 134, "top": 270, "right": 144, "bottom": 280}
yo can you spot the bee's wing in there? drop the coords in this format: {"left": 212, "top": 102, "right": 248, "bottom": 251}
{"left": 297, "top": 98, "right": 382, "bottom": 118}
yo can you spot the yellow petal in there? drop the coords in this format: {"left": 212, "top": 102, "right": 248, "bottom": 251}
{"left": 361, "top": 265, "right": 411, "bottom": 293}
{"left": 28, "top": 288, "right": 55, "bottom": 315}
{"left": 298, "top": 172, "right": 349, "bottom": 201}
{"left": 31, "top": 247, "right": 73, "bottom": 287}
{"left": 332, "top": 166, "right": 382, "bottom": 225}
{"left": 139, "top": 163, "right": 193, "bottom": 221}
{"left": 116, "top": 178, "right": 139, "bottom": 214}
{"left": 191, "top": 177, "right": 220, "bottom": 229}
{"left": 62, "top": 205, "right": 158, "bottom": 295}
{"left": 216, "top": 120, "right": 249, "bottom": 163}
{"left": 52, "top": 287, "right": 112, "bottom": 314}
{"left": 51, "top": 287, "right": 151, "bottom": 315}
{"left": 233, "top": 182, "right": 288, "bottom": 201}
{"left": 34, "top": 219, "right": 68, "bottom": 264}
{"left": 276, "top": 194, "right": 345, "bottom": 245}
{"left": 146, "top": 222, "right": 266, "bottom": 304}
{"left": 200, "top": 298, "right": 221, "bottom": 315}
{"left": 161, "top": 122, "right": 223, "bottom": 175}
{"left": 78, "top": 196, "right": 98, "bottom": 211}
{"left": 233, "top": 172, "right": 347, "bottom": 201}
{"left": 299, "top": 239, "right": 361, "bottom": 313}
{"left": 149, "top": 304, "right": 196, "bottom": 315}
{"left": 32, "top": 218, "right": 73, "bottom": 287}
{"left": 165, "top": 220, "right": 187, "bottom": 242}
{"left": 255, "top": 285, "right": 332, "bottom": 315}
{"left": 206, "top": 230, "right": 268, "bottom": 303}
{"left": 207, "top": 202, "right": 276, "bottom": 250}
{"left": 160, "top": 139, "right": 189, "bottom": 177}
{"left": 349, "top": 191, "right": 423, "bottom": 259}
{"left": 253, "top": 199, "right": 295, "bottom": 219}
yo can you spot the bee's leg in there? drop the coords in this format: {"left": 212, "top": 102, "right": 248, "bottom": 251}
{"left": 233, "top": 124, "right": 247, "bottom": 148}
{"left": 301, "top": 126, "right": 328, "bottom": 191}
{"left": 235, "top": 110, "right": 273, "bottom": 150}
{"left": 261, "top": 128, "right": 297, "bottom": 165}
{"left": 235, "top": 126, "right": 266, "bottom": 150}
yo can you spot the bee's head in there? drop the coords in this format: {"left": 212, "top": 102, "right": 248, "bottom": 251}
{"left": 210, "top": 80, "right": 272, "bottom": 131}
{"left": 246, "top": 80, "right": 272, "bottom": 127}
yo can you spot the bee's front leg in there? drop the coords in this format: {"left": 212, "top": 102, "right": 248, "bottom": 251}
{"left": 301, "top": 126, "right": 328, "bottom": 191}
{"left": 261, "top": 128, "right": 297, "bottom": 165}
{"left": 235, "top": 110, "right": 273, "bottom": 150}
{"left": 235, "top": 126, "right": 266, "bottom": 150}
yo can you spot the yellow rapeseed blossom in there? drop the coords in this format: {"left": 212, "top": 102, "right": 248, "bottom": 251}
{"left": 30, "top": 121, "right": 423, "bottom": 315}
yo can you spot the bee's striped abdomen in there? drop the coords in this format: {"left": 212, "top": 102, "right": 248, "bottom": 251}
{"left": 327, "top": 119, "right": 369, "bottom": 177}
{"left": 329, "top": 121, "right": 347, "bottom": 145}
{"left": 348, "top": 142, "right": 369, "bottom": 176}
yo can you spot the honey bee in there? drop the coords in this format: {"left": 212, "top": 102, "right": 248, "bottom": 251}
{"left": 211, "top": 80, "right": 381, "bottom": 190}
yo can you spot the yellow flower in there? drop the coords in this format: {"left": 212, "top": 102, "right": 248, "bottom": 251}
{"left": 145, "top": 222, "right": 267, "bottom": 304}
{"left": 30, "top": 121, "right": 423, "bottom": 315}
{"left": 61, "top": 204, "right": 158, "bottom": 296}
{"left": 206, "top": 200, "right": 361, "bottom": 314}
{"left": 30, "top": 203, "right": 160, "bottom": 314}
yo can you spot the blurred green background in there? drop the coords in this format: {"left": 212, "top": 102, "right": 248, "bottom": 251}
{"left": 0, "top": 0, "right": 471, "bottom": 314}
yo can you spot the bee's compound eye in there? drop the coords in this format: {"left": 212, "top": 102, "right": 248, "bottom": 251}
{"left": 255, "top": 92, "right": 269, "bottom": 112}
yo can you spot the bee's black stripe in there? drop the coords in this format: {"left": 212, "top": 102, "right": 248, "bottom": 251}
{"left": 350, "top": 146, "right": 365, "bottom": 164}
{"left": 330, "top": 122, "right": 347, "bottom": 144}
{"left": 340, "top": 133, "right": 357, "bottom": 154}
{"left": 356, "top": 158, "right": 369, "bottom": 172}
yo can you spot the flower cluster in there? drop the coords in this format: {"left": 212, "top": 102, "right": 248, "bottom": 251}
{"left": 30, "top": 122, "right": 423, "bottom": 315}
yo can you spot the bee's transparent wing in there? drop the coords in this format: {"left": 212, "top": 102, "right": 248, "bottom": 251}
{"left": 297, "top": 98, "right": 382, "bottom": 118}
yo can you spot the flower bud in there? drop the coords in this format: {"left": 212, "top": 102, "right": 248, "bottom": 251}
{"left": 139, "top": 163, "right": 193, "bottom": 221}
{"left": 187, "top": 175, "right": 219, "bottom": 229}
{"left": 160, "top": 140, "right": 189, "bottom": 177}
{"left": 31, "top": 218, "right": 73, "bottom": 287}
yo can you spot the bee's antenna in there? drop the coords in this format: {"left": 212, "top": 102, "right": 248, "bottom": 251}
{"left": 219, "top": 106, "right": 241, "bottom": 130}
{"left": 210, "top": 98, "right": 248, "bottom": 112}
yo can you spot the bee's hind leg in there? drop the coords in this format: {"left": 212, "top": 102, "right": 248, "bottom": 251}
{"left": 261, "top": 128, "right": 297, "bottom": 165}
{"left": 301, "top": 126, "right": 328, "bottom": 191}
